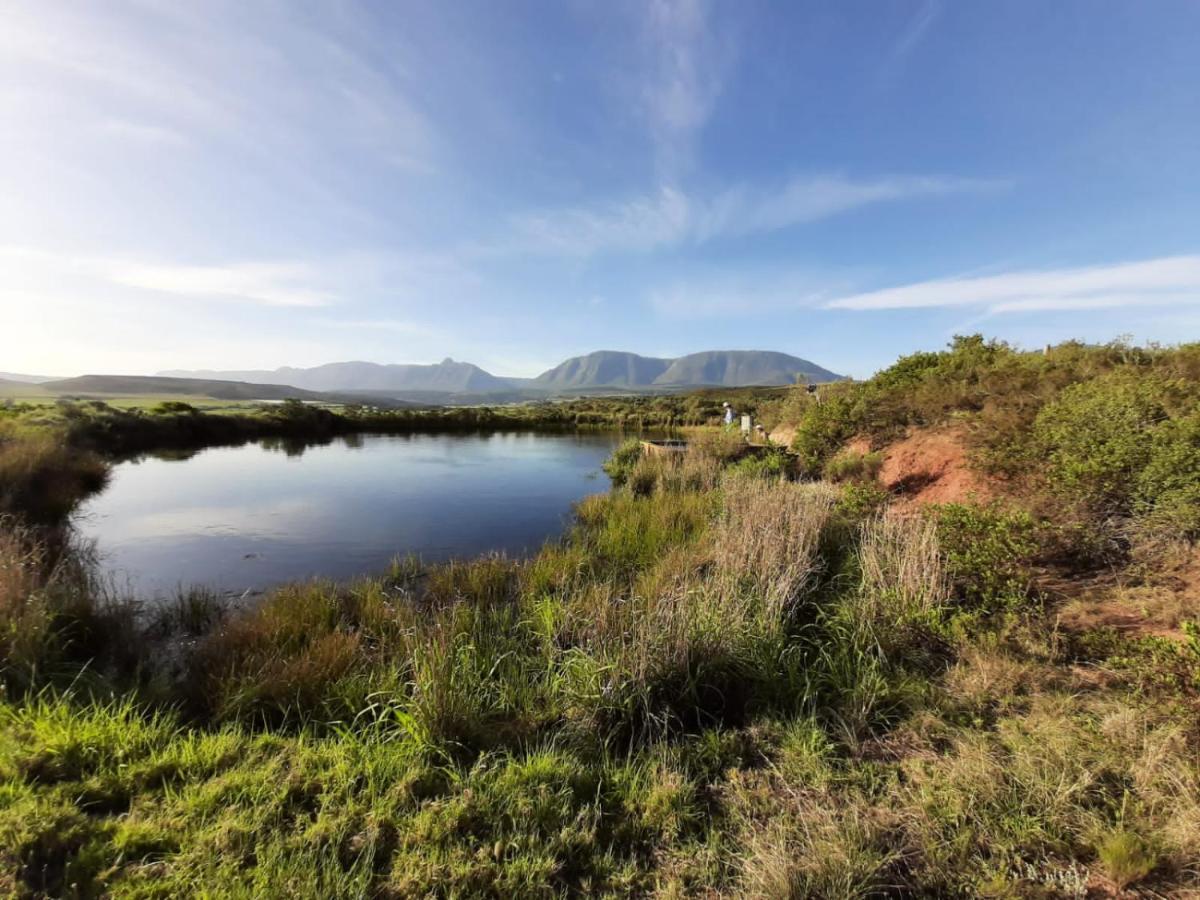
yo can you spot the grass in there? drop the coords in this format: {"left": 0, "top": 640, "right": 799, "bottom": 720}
{"left": 1, "top": 336, "right": 1199, "bottom": 894}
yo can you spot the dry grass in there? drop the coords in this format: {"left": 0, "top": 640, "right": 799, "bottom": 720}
{"left": 711, "top": 477, "right": 838, "bottom": 615}
{"left": 727, "top": 769, "right": 902, "bottom": 899}
{"left": 857, "top": 511, "right": 948, "bottom": 628}
{"left": 0, "top": 432, "right": 108, "bottom": 524}
{"left": 941, "top": 644, "right": 1041, "bottom": 714}
{"left": 687, "top": 428, "right": 747, "bottom": 462}
{"left": 0, "top": 521, "right": 52, "bottom": 679}
{"left": 626, "top": 450, "right": 722, "bottom": 496}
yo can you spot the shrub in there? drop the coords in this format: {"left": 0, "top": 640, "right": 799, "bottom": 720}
{"left": 1033, "top": 372, "right": 1177, "bottom": 517}
{"left": 1134, "top": 412, "right": 1200, "bottom": 539}
{"left": 790, "top": 390, "right": 861, "bottom": 476}
{"left": 834, "top": 482, "right": 890, "bottom": 522}
{"left": 727, "top": 447, "right": 792, "bottom": 480}
{"left": 150, "top": 400, "right": 197, "bottom": 415}
{"left": 602, "top": 438, "right": 644, "bottom": 486}
{"left": 932, "top": 502, "right": 1038, "bottom": 613}
{"left": 823, "top": 450, "right": 883, "bottom": 484}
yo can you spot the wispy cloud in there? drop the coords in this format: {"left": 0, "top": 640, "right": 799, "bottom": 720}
{"left": 826, "top": 255, "right": 1200, "bottom": 313}
{"left": 0, "top": 2, "right": 439, "bottom": 189}
{"left": 504, "top": 174, "right": 1001, "bottom": 257}
{"left": 0, "top": 244, "right": 485, "bottom": 310}
{"left": 98, "top": 118, "right": 190, "bottom": 147}
{"left": 639, "top": 0, "right": 728, "bottom": 176}
{"left": 891, "top": 0, "right": 941, "bottom": 61}
{"left": 875, "top": 1, "right": 942, "bottom": 88}
{"left": 101, "top": 261, "right": 336, "bottom": 308}
{"left": 0, "top": 247, "right": 337, "bottom": 308}
{"left": 648, "top": 267, "right": 846, "bottom": 319}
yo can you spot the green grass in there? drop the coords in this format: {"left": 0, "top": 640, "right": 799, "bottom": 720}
{"left": 2, "top": 337, "right": 1200, "bottom": 895}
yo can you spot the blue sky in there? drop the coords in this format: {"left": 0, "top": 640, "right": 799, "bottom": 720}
{"left": 2, "top": 0, "right": 1198, "bottom": 379}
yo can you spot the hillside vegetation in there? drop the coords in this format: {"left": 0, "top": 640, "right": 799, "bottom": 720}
{"left": 1, "top": 337, "right": 1198, "bottom": 897}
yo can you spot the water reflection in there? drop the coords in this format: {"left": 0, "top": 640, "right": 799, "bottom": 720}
{"left": 74, "top": 431, "right": 622, "bottom": 598}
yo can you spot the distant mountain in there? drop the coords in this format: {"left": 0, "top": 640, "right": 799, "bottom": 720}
{"left": 0, "top": 372, "right": 57, "bottom": 384}
{"left": 44, "top": 375, "right": 334, "bottom": 402}
{"left": 160, "top": 359, "right": 511, "bottom": 394}
{"left": 533, "top": 351, "right": 672, "bottom": 389}
{"left": 39, "top": 375, "right": 412, "bottom": 408}
{"left": 654, "top": 351, "right": 841, "bottom": 387}
{"left": 162, "top": 350, "right": 843, "bottom": 399}
{"left": 534, "top": 350, "right": 841, "bottom": 389}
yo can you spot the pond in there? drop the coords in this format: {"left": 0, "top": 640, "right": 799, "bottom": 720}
{"left": 72, "top": 431, "right": 623, "bottom": 597}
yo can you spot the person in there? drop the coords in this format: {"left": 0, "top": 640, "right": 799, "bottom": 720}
{"left": 723, "top": 401, "right": 735, "bottom": 427}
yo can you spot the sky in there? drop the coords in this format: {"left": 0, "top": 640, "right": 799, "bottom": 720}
{"left": 2, "top": 0, "right": 1199, "bottom": 380}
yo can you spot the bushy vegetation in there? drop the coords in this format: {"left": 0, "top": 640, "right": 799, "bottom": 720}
{"left": 1, "top": 337, "right": 1199, "bottom": 895}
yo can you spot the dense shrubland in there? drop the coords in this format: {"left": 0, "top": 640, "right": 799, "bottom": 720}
{"left": 1, "top": 337, "right": 1199, "bottom": 896}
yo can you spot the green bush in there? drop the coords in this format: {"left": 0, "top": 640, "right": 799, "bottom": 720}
{"left": 150, "top": 400, "right": 196, "bottom": 415}
{"left": 602, "top": 438, "right": 644, "bottom": 486}
{"left": 932, "top": 502, "right": 1039, "bottom": 613}
{"left": 727, "top": 447, "right": 792, "bottom": 480}
{"left": 1134, "top": 412, "right": 1200, "bottom": 538}
{"left": 834, "top": 482, "right": 890, "bottom": 521}
{"left": 790, "top": 391, "right": 862, "bottom": 476}
{"left": 823, "top": 450, "right": 883, "bottom": 484}
{"left": 1033, "top": 372, "right": 1176, "bottom": 517}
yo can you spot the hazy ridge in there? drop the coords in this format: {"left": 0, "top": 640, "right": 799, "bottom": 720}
{"left": 163, "top": 349, "right": 843, "bottom": 397}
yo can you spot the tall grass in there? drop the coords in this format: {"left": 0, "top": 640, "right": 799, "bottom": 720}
{"left": 0, "top": 431, "right": 108, "bottom": 524}
{"left": 711, "top": 477, "right": 837, "bottom": 615}
{"left": 856, "top": 511, "right": 948, "bottom": 631}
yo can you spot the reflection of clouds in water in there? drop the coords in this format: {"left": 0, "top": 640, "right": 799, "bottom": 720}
{"left": 91, "top": 497, "right": 329, "bottom": 542}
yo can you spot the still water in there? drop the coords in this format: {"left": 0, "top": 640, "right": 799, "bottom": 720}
{"left": 72, "top": 431, "right": 621, "bottom": 597}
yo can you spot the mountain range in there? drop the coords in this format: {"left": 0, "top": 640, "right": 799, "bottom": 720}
{"left": 163, "top": 350, "right": 842, "bottom": 397}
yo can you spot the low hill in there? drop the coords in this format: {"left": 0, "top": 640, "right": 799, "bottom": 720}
{"left": 44, "top": 375, "right": 331, "bottom": 403}
{"left": 0, "top": 372, "right": 57, "bottom": 384}
{"left": 160, "top": 359, "right": 512, "bottom": 394}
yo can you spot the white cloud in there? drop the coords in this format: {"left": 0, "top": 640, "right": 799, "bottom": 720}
{"left": 0, "top": 247, "right": 336, "bottom": 308}
{"left": 826, "top": 255, "right": 1200, "bottom": 313}
{"left": 504, "top": 174, "right": 999, "bottom": 257}
{"left": 101, "top": 260, "right": 335, "bottom": 308}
